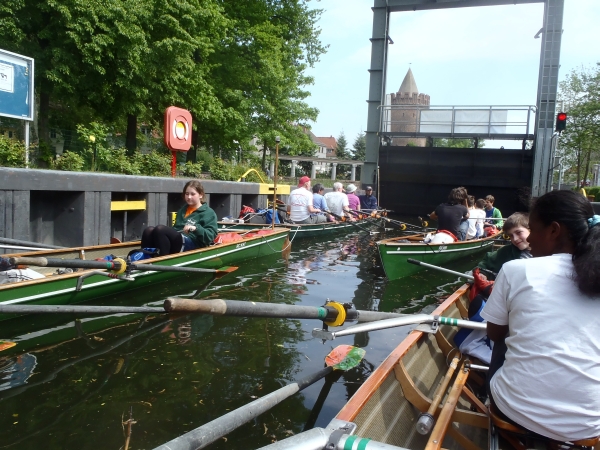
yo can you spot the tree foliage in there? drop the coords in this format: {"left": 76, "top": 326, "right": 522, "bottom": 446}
{"left": 0, "top": 0, "right": 325, "bottom": 172}
{"left": 557, "top": 64, "right": 600, "bottom": 187}
{"left": 352, "top": 132, "right": 366, "bottom": 161}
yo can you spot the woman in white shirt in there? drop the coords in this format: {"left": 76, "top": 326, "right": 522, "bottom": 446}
{"left": 481, "top": 190, "right": 600, "bottom": 442}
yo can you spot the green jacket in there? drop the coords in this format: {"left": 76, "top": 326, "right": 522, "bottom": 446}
{"left": 477, "top": 243, "right": 522, "bottom": 275}
{"left": 486, "top": 207, "right": 504, "bottom": 229}
{"left": 173, "top": 203, "right": 218, "bottom": 248}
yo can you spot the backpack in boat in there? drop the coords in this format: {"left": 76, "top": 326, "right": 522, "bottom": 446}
{"left": 239, "top": 205, "right": 256, "bottom": 221}
{"left": 126, "top": 248, "right": 159, "bottom": 262}
{"left": 259, "top": 208, "right": 281, "bottom": 224}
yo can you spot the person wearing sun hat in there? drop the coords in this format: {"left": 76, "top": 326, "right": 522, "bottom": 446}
{"left": 359, "top": 186, "right": 378, "bottom": 211}
{"left": 346, "top": 184, "right": 361, "bottom": 212}
{"left": 286, "top": 176, "right": 326, "bottom": 224}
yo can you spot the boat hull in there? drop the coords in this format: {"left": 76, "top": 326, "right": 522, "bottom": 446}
{"left": 378, "top": 234, "right": 497, "bottom": 280}
{"left": 335, "top": 285, "right": 489, "bottom": 449}
{"left": 218, "top": 218, "right": 378, "bottom": 239}
{"left": 0, "top": 229, "right": 289, "bottom": 317}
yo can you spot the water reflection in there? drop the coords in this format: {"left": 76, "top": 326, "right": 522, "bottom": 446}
{"left": 0, "top": 226, "right": 485, "bottom": 449}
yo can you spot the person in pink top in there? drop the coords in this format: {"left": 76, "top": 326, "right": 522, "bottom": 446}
{"left": 346, "top": 184, "right": 361, "bottom": 212}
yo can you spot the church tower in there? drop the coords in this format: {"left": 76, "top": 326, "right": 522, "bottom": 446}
{"left": 389, "top": 68, "right": 430, "bottom": 146}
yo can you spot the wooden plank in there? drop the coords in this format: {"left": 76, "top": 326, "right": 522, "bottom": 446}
{"left": 447, "top": 425, "right": 483, "bottom": 450}
{"left": 425, "top": 363, "right": 469, "bottom": 450}
{"left": 110, "top": 200, "right": 147, "bottom": 211}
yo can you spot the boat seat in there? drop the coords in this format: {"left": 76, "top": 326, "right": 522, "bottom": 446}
{"left": 489, "top": 406, "right": 600, "bottom": 449}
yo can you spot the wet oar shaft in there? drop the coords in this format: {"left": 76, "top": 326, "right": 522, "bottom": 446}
{"left": 164, "top": 298, "right": 404, "bottom": 323}
{"left": 9, "top": 256, "right": 231, "bottom": 274}
{"left": 154, "top": 367, "right": 332, "bottom": 450}
{"left": 312, "top": 314, "right": 486, "bottom": 340}
{"left": 0, "top": 305, "right": 164, "bottom": 315}
{"left": 407, "top": 258, "right": 474, "bottom": 282}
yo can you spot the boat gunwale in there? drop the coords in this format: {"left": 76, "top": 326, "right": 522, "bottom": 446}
{"left": 219, "top": 217, "right": 377, "bottom": 230}
{"left": 0, "top": 228, "right": 289, "bottom": 291}
{"left": 335, "top": 283, "right": 470, "bottom": 422}
{"left": 378, "top": 232, "right": 502, "bottom": 247}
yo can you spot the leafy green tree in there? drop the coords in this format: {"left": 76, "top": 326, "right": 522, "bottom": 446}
{"left": 205, "top": 0, "right": 326, "bottom": 169}
{"left": 558, "top": 64, "right": 600, "bottom": 187}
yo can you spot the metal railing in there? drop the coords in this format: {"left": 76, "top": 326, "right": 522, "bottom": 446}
{"left": 380, "top": 105, "right": 536, "bottom": 140}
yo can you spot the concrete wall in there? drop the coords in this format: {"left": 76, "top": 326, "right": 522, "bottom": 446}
{"left": 0, "top": 168, "right": 277, "bottom": 249}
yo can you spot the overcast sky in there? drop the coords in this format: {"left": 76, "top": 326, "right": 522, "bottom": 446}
{"left": 305, "top": 0, "right": 600, "bottom": 148}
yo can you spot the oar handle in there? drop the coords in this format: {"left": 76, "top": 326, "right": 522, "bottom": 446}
{"left": 9, "top": 257, "right": 226, "bottom": 275}
{"left": 9, "top": 256, "right": 122, "bottom": 271}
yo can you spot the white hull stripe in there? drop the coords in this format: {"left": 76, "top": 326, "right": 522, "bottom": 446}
{"left": 3, "top": 235, "right": 286, "bottom": 305}
{"left": 385, "top": 243, "right": 493, "bottom": 255}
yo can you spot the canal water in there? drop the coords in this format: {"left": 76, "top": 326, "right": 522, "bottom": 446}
{"left": 0, "top": 224, "right": 484, "bottom": 450}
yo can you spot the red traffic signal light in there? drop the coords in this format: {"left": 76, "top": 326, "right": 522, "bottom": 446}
{"left": 555, "top": 112, "right": 567, "bottom": 133}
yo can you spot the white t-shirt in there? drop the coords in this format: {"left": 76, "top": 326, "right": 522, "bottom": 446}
{"left": 323, "top": 191, "right": 348, "bottom": 216}
{"left": 466, "top": 208, "right": 486, "bottom": 239}
{"left": 287, "top": 187, "right": 313, "bottom": 222}
{"left": 481, "top": 254, "right": 600, "bottom": 441}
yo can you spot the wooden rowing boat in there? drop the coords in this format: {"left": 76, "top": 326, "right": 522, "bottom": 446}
{"left": 0, "top": 228, "right": 289, "bottom": 318}
{"left": 378, "top": 232, "right": 499, "bottom": 280}
{"left": 218, "top": 216, "right": 379, "bottom": 238}
{"left": 333, "top": 284, "right": 491, "bottom": 449}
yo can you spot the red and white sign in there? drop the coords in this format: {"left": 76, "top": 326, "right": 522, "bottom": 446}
{"left": 164, "top": 106, "right": 192, "bottom": 151}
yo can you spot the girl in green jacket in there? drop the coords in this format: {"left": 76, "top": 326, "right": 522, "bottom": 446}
{"left": 141, "top": 180, "right": 218, "bottom": 255}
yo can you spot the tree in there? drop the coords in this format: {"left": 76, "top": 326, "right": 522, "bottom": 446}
{"left": 432, "top": 138, "right": 485, "bottom": 148}
{"left": 352, "top": 132, "right": 366, "bottom": 161}
{"left": 336, "top": 132, "right": 350, "bottom": 159}
{"left": 557, "top": 64, "right": 600, "bottom": 187}
{"left": 352, "top": 132, "right": 366, "bottom": 180}
{"left": 204, "top": 0, "right": 326, "bottom": 169}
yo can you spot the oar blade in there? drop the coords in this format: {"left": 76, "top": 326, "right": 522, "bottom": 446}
{"left": 325, "top": 345, "right": 365, "bottom": 371}
{"left": 215, "top": 266, "right": 238, "bottom": 275}
{"left": 0, "top": 340, "right": 17, "bottom": 352}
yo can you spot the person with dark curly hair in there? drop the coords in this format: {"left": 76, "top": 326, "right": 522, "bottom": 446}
{"left": 429, "top": 186, "right": 469, "bottom": 241}
{"left": 482, "top": 190, "right": 600, "bottom": 442}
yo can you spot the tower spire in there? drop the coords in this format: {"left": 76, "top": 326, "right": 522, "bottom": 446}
{"left": 398, "top": 68, "right": 419, "bottom": 94}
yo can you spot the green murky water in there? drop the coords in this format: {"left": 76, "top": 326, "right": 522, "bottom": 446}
{"left": 0, "top": 224, "right": 484, "bottom": 449}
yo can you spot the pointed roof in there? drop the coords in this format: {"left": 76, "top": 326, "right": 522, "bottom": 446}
{"left": 398, "top": 68, "right": 418, "bottom": 94}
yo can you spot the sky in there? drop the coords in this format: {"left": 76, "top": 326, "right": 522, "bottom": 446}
{"left": 305, "top": 0, "right": 600, "bottom": 148}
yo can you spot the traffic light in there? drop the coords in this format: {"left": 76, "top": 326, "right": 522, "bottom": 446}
{"left": 555, "top": 112, "right": 567, "bottom": 133}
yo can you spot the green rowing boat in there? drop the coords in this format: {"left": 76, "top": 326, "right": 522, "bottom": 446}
{"left": 0, "top": 228, "right": 289, "bottom": 319}
{"left": 218, "top": 217, "right": 379, "bottom": 238}
{"left": 378, "top": 232, "right": 499, "bottom": 280}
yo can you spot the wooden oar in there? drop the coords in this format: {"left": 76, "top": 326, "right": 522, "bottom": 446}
{"left": 0, "top": 237, "right": 65, "bottom": 250}
{"left": 0, "top": 299, "right": 403, "bottom": 324}
{"left": 153, "top": 345, "right": 365, "bottom": 450}
{"left": 325, "top": 211, "right": 378, "bottom": 234}
{"left": 312, "top": 313, "right": 486, "bottom": 340}
{"left": 407, "top": 258, "right": 474, "bottom": 282}
{"left": 8, "top": 256, "right": 238, "bottom": 275}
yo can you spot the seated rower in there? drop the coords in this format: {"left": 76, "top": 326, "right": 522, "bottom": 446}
{"left": 358, "top": 186, "right": 377, "bottom": 211}
{"left": 324, "top": 182, "right": 350, "bottom": 219}
{"left": 311, "top": 183, "right": 331, "bottom": 222}
{"left": 429, "top": 186, "right": 469, "bottom": 242}
{"left": 141, "top": 180, "right": 218, "bottom": 255}
{"left": 481, "top": 190, "right": 600, "bottom": 443}
{"left": 477, "top": 212, "right": 531, "bottom": 275}
{"left": 287, "top": 176, "right": 326, "bottom": 224}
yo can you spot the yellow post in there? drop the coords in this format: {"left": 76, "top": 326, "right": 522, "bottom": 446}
{"left": 272, "top": 136, "right": 280, "bottom": 229}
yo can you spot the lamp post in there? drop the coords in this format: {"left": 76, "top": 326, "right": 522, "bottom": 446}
{"left": 272, "top": 136, "right": 280, "bottom": 230}
{"left": 89, "top": 135, "right": 96, "bottom": 171}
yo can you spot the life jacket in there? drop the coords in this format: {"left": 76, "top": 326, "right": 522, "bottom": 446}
{"left": 469, "top": 268, "right": 494, "bottom": 302}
